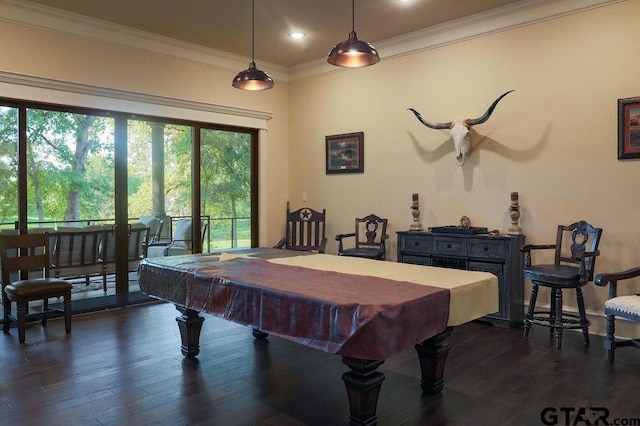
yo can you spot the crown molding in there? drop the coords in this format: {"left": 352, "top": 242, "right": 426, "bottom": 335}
{"left": 0, "top": 0, "right": 625, "bottom": 85}
{"left": 288, "top": 0, "right": 624, "bottom": 82}
{"left": 0, "top": 0, "right": 287, "bottom": 81}
{"left": 0, "top": 70, "right": 273, "bottom": 123}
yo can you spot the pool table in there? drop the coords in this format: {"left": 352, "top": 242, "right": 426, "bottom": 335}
{"left": 138, "top": 248, "right": 498, "bottom": 425}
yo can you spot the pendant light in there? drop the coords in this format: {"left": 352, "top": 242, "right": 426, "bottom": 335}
{"left": 327, "top": 0, "right": 380, "bottom": 68}
{"left": 232, "top": 0, "right": 274, "bottom": 90}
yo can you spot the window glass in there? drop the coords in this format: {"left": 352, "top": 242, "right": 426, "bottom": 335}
{"left": 201, "top": 128, "right": 252, "bottom": 249}
{"left": 0, "top": 106, "right": 18, "bottom": 229}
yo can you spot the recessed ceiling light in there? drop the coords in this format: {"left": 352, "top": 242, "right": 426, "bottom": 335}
{"left": 289, "top": 32, "right": 306, "bottom": 39}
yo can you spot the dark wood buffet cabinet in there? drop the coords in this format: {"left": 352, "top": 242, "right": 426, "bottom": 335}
{"left": 397, "top": 230, "right": 525, "bottom": 328}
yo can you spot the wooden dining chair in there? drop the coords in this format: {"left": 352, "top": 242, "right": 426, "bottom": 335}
{"left": 274, "top": 202, "right": 327, "bottom": 253}
{"left": 0, "top": 232, "right": 72, "bottom": 343}
{"left": 335, "top": 213, "right": 388, "bottom": 260}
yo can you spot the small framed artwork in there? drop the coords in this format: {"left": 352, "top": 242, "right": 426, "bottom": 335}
{"left": 618, "top": 96, "right": 640, "bottom": 160}
{"left": 325, "top": 132, "right": 364, "bottom": 174}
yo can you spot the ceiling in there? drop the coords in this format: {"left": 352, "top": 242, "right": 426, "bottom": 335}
{"left": 25, "top": 0, "right": 522, "bottom": 68}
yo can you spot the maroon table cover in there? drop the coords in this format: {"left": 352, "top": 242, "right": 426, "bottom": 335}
{"left": 138, "top": 249, "right": 451, "bottom": 360}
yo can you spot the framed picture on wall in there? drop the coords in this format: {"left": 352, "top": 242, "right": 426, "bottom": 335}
{"left": 325, "top": 132, "right": 364, "bottom": 174}
{"left": 618, "top": 96, "right": 640, "bottom": 160}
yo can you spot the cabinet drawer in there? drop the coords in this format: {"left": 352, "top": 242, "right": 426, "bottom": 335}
{"left": 433, "top": 237, "right": 466, "bottom": 256}
{"left": 400, "top": 235, "right": 432, "bottom": 254}
{"left": 469, "top": 261, "right": 503, "bottom": 276}
{"left": 402, "top": 255, "right": 431, "bottom": 266}
{"left": 433, "top": 256, "right": 467, "bottom": 270}
{"left": 468, "top": 239, "right": 505, "bottom": 260}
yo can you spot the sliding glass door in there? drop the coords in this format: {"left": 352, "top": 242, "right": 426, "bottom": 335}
{"left": 200, "top": 127, "right": 256, "bottom": 250}
{"left": 0, "top": 105, "right": 18, "bottom": 232}
{"left": 26, "top": 107, "right": 116, "bottom": 309}
{"left": 0, "top": 98, "right": 258, "bottom": 322}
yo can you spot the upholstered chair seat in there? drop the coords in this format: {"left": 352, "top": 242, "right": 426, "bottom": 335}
{"left": 5, "top": 278, "right": 72, "bottom": 298}
{"left": 605, "top": 295, "right": 640, "bottom": 318}
{"left": 523, "top": 264, "right": 581, "bottom": 282}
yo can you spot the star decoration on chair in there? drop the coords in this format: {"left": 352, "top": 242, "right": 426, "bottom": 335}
{"left": 299, "top": 208, "right": 312, "bottom": 221}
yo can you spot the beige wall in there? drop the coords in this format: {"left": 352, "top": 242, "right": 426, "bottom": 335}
{"left": 288, "top": 0, "right": 640, "bottom": 331}
{"left": 0, "top": 1, "right": 637, "bottom": 336}
{"left": 0, "top": 18, "right": 290, "bottom": 246}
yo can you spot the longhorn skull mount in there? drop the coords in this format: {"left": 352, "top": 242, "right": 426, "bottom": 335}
{"left": 408, "top": 90, "right": 514, "bottom": 166}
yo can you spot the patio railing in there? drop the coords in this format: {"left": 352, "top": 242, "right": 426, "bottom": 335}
{"left": 0, "top": 215, "right": 251, "bottom": 252}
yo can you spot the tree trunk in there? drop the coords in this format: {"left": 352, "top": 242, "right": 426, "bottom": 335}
{"left": 26, "top": 144, "right": 45, "bottom": 222}
{"left": 64, "top": 115, "right": 97, "bottom": 222}
{"left": 231, "top": 198, "right": 238, "bottom": 248}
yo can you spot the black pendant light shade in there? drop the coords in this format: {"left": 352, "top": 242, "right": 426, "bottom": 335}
{"left": 232, "top": 0, "right": 274, "bottom": 90}
{"left": 327, "top": 0, "right": 380, "bottom": 68}
{"left": 232, "top": 61, "right": 274, "bottom": 90}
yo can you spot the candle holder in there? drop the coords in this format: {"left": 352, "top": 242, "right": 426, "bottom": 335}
{"left": 410, "top": 193, "right": 423, "bottom": 231}
{"left": 508, "top": 191, "right": 522, "bottom": 235}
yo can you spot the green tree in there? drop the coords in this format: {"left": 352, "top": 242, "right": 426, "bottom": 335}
{"left": 26, "top": 109, "right": 114, "bottom": 223}
{"left": 0, "top": 105, "right": 252, "bottom": 250}
{"left": 126, "top": 120, "right": 153, "bottom": 218}
{"left": 0, "top": 107, "right": 18, "bottom": 223}
{"left": 201, "top": 129, "right": 251, "bottom": 246}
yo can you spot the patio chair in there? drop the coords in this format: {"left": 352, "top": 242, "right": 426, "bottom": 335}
{"left": 147, "top": 219, "right": 208, "bottom": 257}
{"left": 138, "top": 215, "right": 164, "bottom": 245}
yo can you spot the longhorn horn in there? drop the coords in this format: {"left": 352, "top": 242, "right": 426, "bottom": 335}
{"left": 464, "top": 90, "right": 514, "bottom": 127}
{"left": 407, "top": 108, "right": 452, "bottom": 130}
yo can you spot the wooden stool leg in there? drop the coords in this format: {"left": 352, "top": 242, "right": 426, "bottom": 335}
{"left": 575, "top": 287, "right": 589, "bottom": 347}
{"left": 3, "top": 295, "right": 10, "bottom": 334}
{"left": 549, "top": 288, "right": 557, "bottom": 336}
{"left": 523, "top": 285, "right": 538, "bottom": 338}
{"left": 554, "top": 289, "right": 563, "bottom": 349}
{"left": 16, "top": 301, "right": 28, "bottom": 343}
{"left": 604, "top": 315, "right": 615, "bottom": 363}
{"left": 64, "top": 291, "right": 72, "bottom": 334}
{"left": 42, "top": 298, "right": 49, "bottom": 327}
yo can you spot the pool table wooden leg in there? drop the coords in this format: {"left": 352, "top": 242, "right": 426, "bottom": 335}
{"left": 415, "top": 326, "right": 453, "bottom": 394}
{"left": 175, "top": 305, "right": 205, "bottom": 358}
{"left": 252, "top": 328, "right": 269, "bottom": 339}
{"left": 341, "top": 357, "right": 386, "bottom": 426}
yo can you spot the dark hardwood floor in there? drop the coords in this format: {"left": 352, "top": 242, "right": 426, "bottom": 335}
{"left": 1, "top": 302, "right": 638, "bottom": 426}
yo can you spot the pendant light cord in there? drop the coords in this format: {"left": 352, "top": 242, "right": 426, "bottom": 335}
{"left": 351, "top": 0, "right": 355, "bottom": 33}
{"left": 251, "top": 0, "right": 256, "bottom": 62}
{"left": 231, "top": 0, "right": 274, "bottom": 89}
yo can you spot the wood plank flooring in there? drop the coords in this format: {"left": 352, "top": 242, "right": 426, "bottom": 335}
{"left": 1, "top": 302, "right": 638, "bottom": 425}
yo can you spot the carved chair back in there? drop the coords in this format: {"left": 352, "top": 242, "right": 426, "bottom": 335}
{"left": 354, "top": 214, "right": 388, "bottom": 251}
{"left": 554, "top": 221, "right": 603, "bottom": 282}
